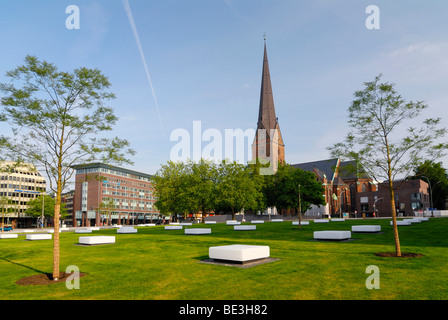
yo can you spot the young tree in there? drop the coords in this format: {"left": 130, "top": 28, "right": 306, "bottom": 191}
{"left": 153, "top": 160, "right": 191, "bottom": 221}
{"left": 265, "top": 163, "right": 325, "bottom": 227}
{"left": 328, "top": 74, "right": 448, "bottom": 256}
{"left": 0, "top": 55, "right": 135, "bottom": 280}
{"left": 0, "top": 196, "right": 14, "bottom": 233}
{"left": 187, "top": 159, "right": 217, "bottom": 223}
{"left": 25, "top": 195, "right": 67, "bottom": 221}
{"left": 409, "top": 160, "right": 448, "bottom": 211}
{"left": 215, "top": 160, "right": 264, "bottom": 220}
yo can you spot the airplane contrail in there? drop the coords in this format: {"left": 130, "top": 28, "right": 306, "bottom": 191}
{"left": 123, "top": 0, "right": 165, "bottom": 137}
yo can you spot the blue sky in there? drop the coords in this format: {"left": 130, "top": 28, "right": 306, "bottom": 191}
{"left": 1, "top": 0, "right": 448, "bottom": 177}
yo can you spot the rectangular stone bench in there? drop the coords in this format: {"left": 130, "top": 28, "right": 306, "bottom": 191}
{"left": 117, "top": 227, "right": 137, "bottom": 233}
{"left": 185, "top": 228, "right": 211, "bottom": 235}
{"left": 47, "top": 229, "right": 61, "bottom": 233}
{"left": 180, "top": 222, "right": 192, "bottom": 226}
{"left": 75, "top": 229, "right": 92, "bottom": 233}
{"left": 205, "top": 221, "right": 217, "bottom": 224}
{"left": 271, "top": 219, "right": 283, "bottom": 222}
{"left": 331, "top": 218, "right": 345, "bottom": 222}
{"left": 209, "top": 244, "right": 270, "bottom": 263}
{"left": 144, "top": 223, "right": 156, "bottom": 226}
{"left": 313, "top": 231, "right": 351, "bottom": 241}
{"left": 26, "top": 234, "right": 52, "bottom": 241}
{"left": 226, "top": 220, "right": 240, "bottom": 225}
{"left": 79, "top": 236, "right": 115, "bottom": 245}
{"left": 390, "top": 220, "right": 411, "bottom": 226}
{"left": 251, "top": 220, "right": 265, "bottom": 224}
{"left": 292, "top": 221, "right": 310, "bottom": 225}
{"left": 352, "top": 225, "right": 381, "bottom": 233}
{"left": 314, "top": 219, "right": 330, "bottom": 223}
{"left": 234, "top": 225, "right": 256, "bottom": 231}
{"left": 165, "top": 225, "right": 183, "bottom": 230}
{"left": 406, "top": 218, "right": 421, "bottom": 223}
{"left": 0, "top": 234, "right": 18, "bottom": 239}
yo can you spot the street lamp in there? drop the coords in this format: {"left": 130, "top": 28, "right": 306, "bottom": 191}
{"left": 420, "top": 176, "right": 440, "bottom": 217}
{"left": 373, "top": 197, "right": 383, "bottom": 217}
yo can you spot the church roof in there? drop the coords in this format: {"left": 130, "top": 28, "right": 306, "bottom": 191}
{"left": 291, "top": 158, "right": 339, "bottom": 182}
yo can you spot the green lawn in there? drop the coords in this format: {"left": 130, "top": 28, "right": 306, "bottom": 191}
{"left": 1, "top": 217, "right": 447, "bottom": 300}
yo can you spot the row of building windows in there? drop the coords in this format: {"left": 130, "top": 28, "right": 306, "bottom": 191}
{"left": 76, "top": 167, "right": 152, "bottom": 182}
{"left": 0, "top": 176, "right": 45, "bottom": 184}
{"left": 101, "top": 183, "right": 153, "bottom": 194}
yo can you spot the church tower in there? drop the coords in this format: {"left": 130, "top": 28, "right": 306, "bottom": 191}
{"left": 252, "top": 40, "right": 285, "bottom": 170}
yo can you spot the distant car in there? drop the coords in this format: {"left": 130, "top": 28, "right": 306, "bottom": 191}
{"left": 1, "top": 226, "right": 13, "bottom": 231}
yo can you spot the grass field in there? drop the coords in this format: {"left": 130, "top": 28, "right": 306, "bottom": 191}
{"left": 0, "top": 217, "right": 447, "bottom": 300}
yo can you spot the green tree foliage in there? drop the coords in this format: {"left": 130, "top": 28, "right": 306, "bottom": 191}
{"left": 25, "top": 195, "right": 67, "bottom": 219}
{"left": 265, "top": 163, "right": 325, "bottom": 225}
{"left": 410, "top": 160, "right": 448, "bottom": 210}
{"left": 154, "top": 159, "right": 266, "bottom": 221}
{"left": 328, "top": 74, "right": 448, "bottom": 256}
{"left": 0, "top": 55, "right": 135, "bottom": 280}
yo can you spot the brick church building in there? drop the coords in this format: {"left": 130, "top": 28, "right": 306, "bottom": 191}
{"left": 251, "top": 41, "right": 430, "bottom": 218}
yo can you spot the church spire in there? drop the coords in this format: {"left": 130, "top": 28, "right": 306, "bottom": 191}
{"left": 257, "top": 41, "right": 277, "bottom": 132}
{"left": 252, "top": 40, "right": 285, "bottom": 167}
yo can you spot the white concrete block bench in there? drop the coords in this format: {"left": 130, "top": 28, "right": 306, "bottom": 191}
{"left": 144, "top": 223, "right": 156, "bottom": 226}
{"left": 418, "top": 217, "right": 429, "bottom": 221}
{"left": 352, "top": 225, "right": 381, "bottom": 233}
{"left": 79, "top": 236, "right": 115, "bottom": 245}
{"left": 22, "top": 229, "right": 34, "bottom": 233}
{"left": 390, "top": 220, "right": 411, "bottom": 226}
{"left": 47, "top": 229, "right": 61, "bottom": 233}
{"left": 117, "top": 227, "right": 137, "bottom": 233}
{"left": 234, "top": 225, "right": 256, "bottom": 231}
{"left": 406, "top": 218, "right": 422, "bottom": 223}
{"left": 26, "top": 234, "right": 52, "bottom": 241}
{"left": 0, "top": 233, "right": 18, "bottom": 239}
{"left": 209, "top": 244, "right": 270, "bottom": 263}
{"left": 75, "top": 229, "right": 92, "bottom": 233}
{"left": 226, "top": 220, "right": 240, "bottom": 225}
{"left": 271, "top": 219, "right": 283, "bottom": 222}
{"left": 185, "top": 228, "right": 211, "bottom": 235}
{"left": 251, "top": 220, "right": 265, "bottom": 224}
{"left": 165, "top": 225, "right": 183, "bottom": 230}
{"left": 314, "top": 219, "right": 330, "bottom": 223}
{"left": 88, "top": 227, "right": 100, "bottom": 231}
{"left": 292, "top": 221, "right": 309, "bottom": 225}
{"left": 169, "top": 222, "right": 180, "bottom": 225}
{"left": 313, "top": 231, "right": 351, "bottom": 241}
{"left": 331, "top": 218, "right": 345, "bottom": 222}
{"left": 180, "top": 222, "right": 192, "bottom": 226}
{"left": 205, "top": 221, "right": 217, "bottom": 224}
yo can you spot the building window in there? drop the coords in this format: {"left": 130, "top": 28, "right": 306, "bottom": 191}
{"left": 361, "top": 183, "right": 367, "bottom": 192}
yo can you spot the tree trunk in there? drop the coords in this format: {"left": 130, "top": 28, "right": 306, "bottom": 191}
{"left": 53, "top": 170, "right": 62, "bottom": 280}
{"left": 388, "top": 181, "right": 401, "bottom": 257}
{"left": 386, "top": 144, "right": 401, "bottom": 256}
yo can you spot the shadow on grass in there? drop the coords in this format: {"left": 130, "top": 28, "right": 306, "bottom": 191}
{"left": 0, "top": 255, "right": 47, "bottom": 275}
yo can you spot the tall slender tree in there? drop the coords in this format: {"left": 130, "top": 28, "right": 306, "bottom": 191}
{"left": 0, "top": 55, "right": 135, "bottom": 280}
{"left": 328, "top": 74, "right": 448, "bottom": 256}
